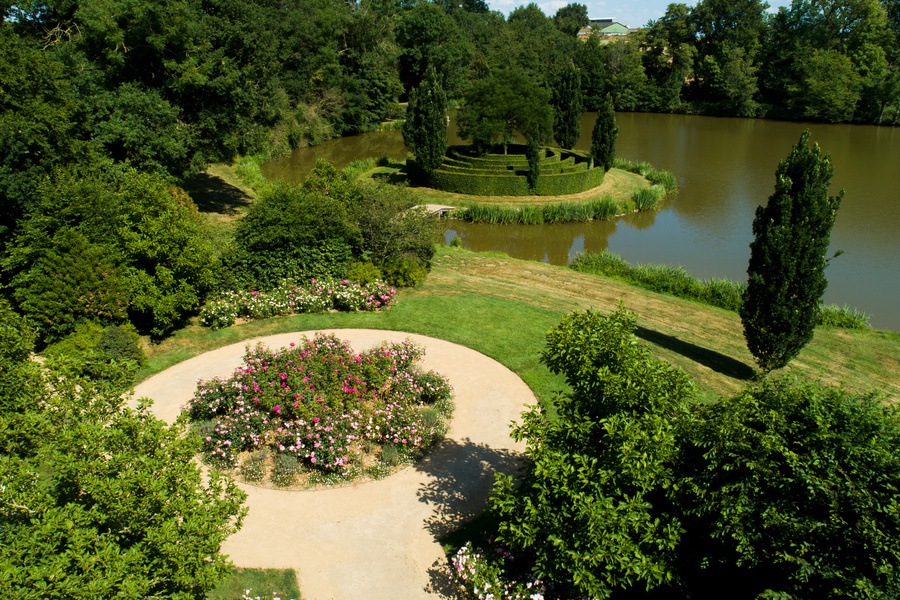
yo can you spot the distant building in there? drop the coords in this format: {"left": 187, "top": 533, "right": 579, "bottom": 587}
{"left": 578, "top": 19, "right": 633, "bottom": 40}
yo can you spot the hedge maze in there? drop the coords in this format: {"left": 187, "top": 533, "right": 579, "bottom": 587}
{"left": 414, "top": 144, "right": 606, "bottom": 196}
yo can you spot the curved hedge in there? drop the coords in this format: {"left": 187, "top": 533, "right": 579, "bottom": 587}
{"left": 425, "top": 145, "right": 605, "bottom": 196}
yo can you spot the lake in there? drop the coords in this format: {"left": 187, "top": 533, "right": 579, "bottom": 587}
{"left": 263, "top": 113, "right": 900, "bottom": 331}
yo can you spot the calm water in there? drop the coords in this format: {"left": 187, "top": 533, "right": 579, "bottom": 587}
{"left": 263, "top": 114, "right": 900, "bottom": 331}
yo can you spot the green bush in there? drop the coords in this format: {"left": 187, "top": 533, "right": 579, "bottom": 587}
{"left": 678, "top": 378, "right": 900, "bottom": 598}
{"left": 94, "top": 324, "right": 146, "bottom": 366}
{"left": 222, "top": 179, "right": 354, "bottom": 291}
{"left": 347, "top": 261, "right": 384, "bottom": 285}
{"left": 4, "top": 166, "right": 215, "bottom": 340}
{"left": 381, "top": 256, "right": 428, "bottom": 287}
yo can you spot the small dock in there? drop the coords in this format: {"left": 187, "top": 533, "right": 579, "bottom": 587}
{"left": 422, "top": 204, "right": 456, "bottom": 217}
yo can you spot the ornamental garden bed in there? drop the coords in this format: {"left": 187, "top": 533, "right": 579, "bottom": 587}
{"left": 185, "top": 333, "right": 454, "bottom": 489}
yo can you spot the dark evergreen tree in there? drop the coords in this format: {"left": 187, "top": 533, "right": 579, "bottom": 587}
{"left": 740, "top": 130, "right": 843, "bottom": 373}
{"left": 590, "top": 93, "right": 618, "bottom": 170}
{"left": 402, "top": 64, "right": 448, "bottom": 174}
{"left": 525, "top": 136, "right": 541, "bottom": 190}
{"left": 551, "top": 63, "right": 583, "bottom": 149}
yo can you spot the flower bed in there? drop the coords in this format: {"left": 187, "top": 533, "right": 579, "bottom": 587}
{"left": 200, "top": 278, "right": 397, "bottom": 330}
{"left": 450, "top": 542, "right": 547, "bottom": 600}
{"left": 185, "top": 333, "right": 453, "bottom": 487}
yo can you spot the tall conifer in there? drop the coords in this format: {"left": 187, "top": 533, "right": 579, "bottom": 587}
{"left": 590, "top": 93, "right": 617, "bottom": 171}
{"left": 402, "top": 65, "right": 447, "bottom": 175}
{"left": 740, "top": 130, "right": 843, "bottom": 373}
{"left": 551, "top": 63, "right": 583, "bottom": 149}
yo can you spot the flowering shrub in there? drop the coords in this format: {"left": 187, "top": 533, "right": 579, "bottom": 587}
{"left": 199, "top": 278, "right": 398, "bottom": 329}
{"left": 450, "top": 542, "right": 547, "bottom": 600}
{"left": 185, "top": 333, "right": 453, "bottom": 483}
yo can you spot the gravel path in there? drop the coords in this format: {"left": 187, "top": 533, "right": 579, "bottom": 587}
{"left": 133, "top": 329, "right": 536, "bottom": 600}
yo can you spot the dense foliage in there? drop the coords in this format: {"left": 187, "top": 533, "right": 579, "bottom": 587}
{"left": 741, "top": 130, "right": 843, "bottom": 372}
{"left": 491, "top": 306, "right": 695, "bottom": 598}
{"left": 3, "top": 165, "right": 216, "bottom": 341}
{"left": 0, "top": 301, "right": 247, "bottom": 598}
{"left": 403, "top": 66, "right": 448, "bottom": 175}
{"left": 550, "top": 62, "right": 583, "bottom": 149}
{"left": 472, "top": 306, "right": 900, "bottom": 599}
{"left": 590, "top": 93, "right": 618, "bottom": 171}
{"left": 678, "top": 378, "right": 900, "bottom": 599}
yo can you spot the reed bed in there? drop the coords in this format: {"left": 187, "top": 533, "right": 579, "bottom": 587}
{"left": 453, "top": 196, "right": 624, "bottom": 224}
{"left": 570, "top": 251, "right": 871, "bottom": 329}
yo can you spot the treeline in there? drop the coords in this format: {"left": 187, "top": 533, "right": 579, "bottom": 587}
{"left": 2, "top": 0, "right": 898, "bottom": 341}
{"left": 4, "top": 0, "right": 898, "bottom": 232}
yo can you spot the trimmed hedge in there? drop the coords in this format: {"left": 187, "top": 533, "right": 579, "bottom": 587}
{"left": 427, "top": 144, "right": 604, "bottom": 196}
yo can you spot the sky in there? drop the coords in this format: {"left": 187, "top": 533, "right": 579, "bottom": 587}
{"left": 485, "top": 0, "right": 793, "bottom": 29}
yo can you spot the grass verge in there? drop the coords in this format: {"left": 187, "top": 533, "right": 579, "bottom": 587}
{"left": 207, "top": 567, "right": 301, "bottom": 600}
{"left": 140, "top": 247, "right": 900, "bottom": 405}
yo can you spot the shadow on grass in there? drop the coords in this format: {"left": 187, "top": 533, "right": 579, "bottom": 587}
{"left": 413, "top": 436, "right": 523, "bottom": 597}
{"left": 182, "top": 172, "right": 252, "bottom": 214}
{"left": 635, "top": 325, "right": 756, "bottom": 381}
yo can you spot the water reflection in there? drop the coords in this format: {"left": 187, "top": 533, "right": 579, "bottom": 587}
{"left": 264, "top": 112, "right": 900, "bottom": 330}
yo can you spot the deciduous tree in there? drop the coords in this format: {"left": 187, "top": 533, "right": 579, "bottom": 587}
{"left": 0, "top": 304, "right": 247, "bottom": 598}
{"left": 491, "top": 306, "right": 695, "bottom": 599}
{"left": 457, "top": 66, "right": 552, "bottom": 154}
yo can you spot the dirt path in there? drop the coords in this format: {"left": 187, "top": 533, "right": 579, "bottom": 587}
{"left": 133, "top": 329, "right": 536, "bottom": 599}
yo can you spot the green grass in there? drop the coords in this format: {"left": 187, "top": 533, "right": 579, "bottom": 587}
{"left": 208, "top": 567, "right": 301, "bottom": 600}
{"left": 138, "top": 246, "right": 900, "bottom": 595}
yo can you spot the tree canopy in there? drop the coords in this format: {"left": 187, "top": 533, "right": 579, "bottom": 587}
{"left": 457, "top": 66, "right": 552, "bottom": 154}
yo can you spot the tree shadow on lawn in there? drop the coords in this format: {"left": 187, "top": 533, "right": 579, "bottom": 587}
{"left": 182, "top": 172, "right": 252, "bottom": 214}
{"left": 635, "top": 325, "right": 756, "bottom": 381}
{"left": 413, "top": 436, "right": 523, "bottom": 597}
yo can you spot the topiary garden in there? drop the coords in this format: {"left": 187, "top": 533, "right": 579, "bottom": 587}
{"left": 412, "top": 144, "right": 606, "bottom": 197}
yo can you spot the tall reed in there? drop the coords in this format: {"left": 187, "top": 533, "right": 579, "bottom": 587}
{"left": 570, "top": 251, "right": 870, "bottom": 329}
{"left": 453, "top": 196, "right": 624, "bottom": 225}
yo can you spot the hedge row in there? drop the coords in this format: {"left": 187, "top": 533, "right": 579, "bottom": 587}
{"left": 428, "top": 145, "right": 603, "bottom": 196}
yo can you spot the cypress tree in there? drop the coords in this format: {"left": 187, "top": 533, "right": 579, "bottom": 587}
{"left": 402, "top": 65, "right": 447, "bottom": 175}
{"left": 740, "top": 130, "right": 843, "bottom": 373}
{"left": 525, "top": 136, "right": 541, "bottom": 191}
{"left": 590, "top": 93, "right": 617, "bottom": 171}
{"left": 551, "top": 63, "right": 583, "bottom": 149}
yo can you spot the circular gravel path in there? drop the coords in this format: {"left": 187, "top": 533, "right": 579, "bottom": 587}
{"left": 133, "top": 329, "right": 536, "bottom": 600}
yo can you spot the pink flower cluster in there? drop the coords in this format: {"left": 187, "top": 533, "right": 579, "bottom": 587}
{"left": 185, "top": 333, "right": 453, "bottom": 472}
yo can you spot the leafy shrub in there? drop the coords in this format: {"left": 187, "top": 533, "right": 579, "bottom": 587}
{"left": 94, "top": 324, "right": 145, "bottom": 366}
{"left": 43, "top": 321, "right": 105, "bottom": 361}
{"left": 222, "top": 179, "right": 354, "bottom": 291}
{"left": 678, "top": 379, "right": 900, "bottom": 598}
{"left": 5, "top": 166, "right": 216, "bottom": 340}
{"left": 490, "top": 306, "right": 695, "bottom": 598}
{"left": 381, "top": 256, "right": 428, "bottom": 287}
